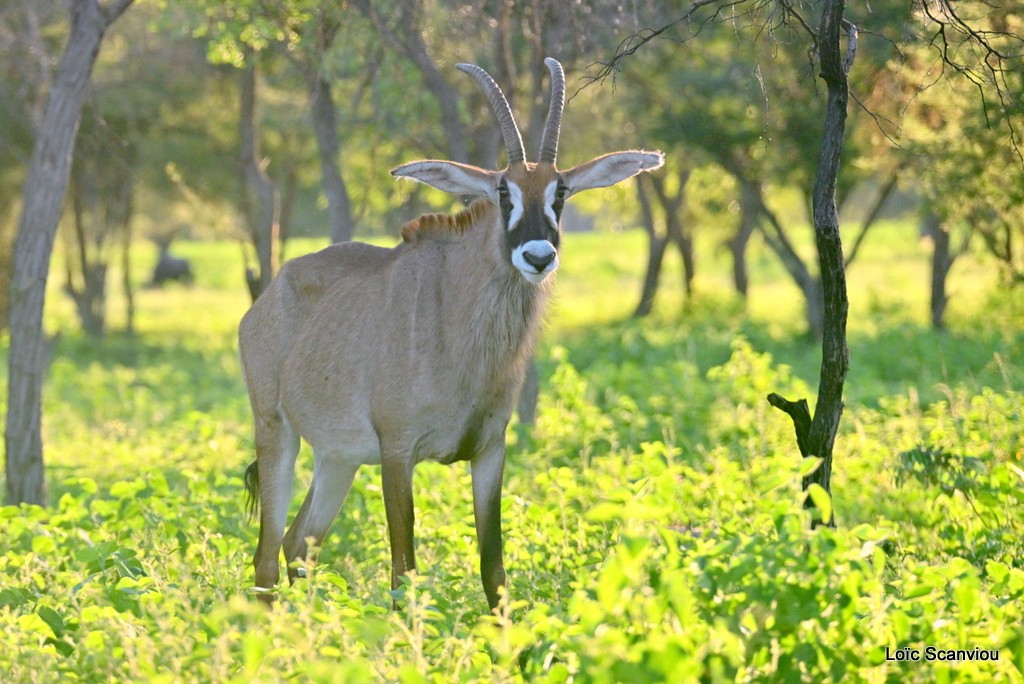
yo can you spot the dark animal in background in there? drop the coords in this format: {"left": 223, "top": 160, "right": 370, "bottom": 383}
{"left": 150, "top": 242, "right": 193, "bottom": 286}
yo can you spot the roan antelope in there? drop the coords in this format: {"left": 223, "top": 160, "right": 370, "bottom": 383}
{"left": 239, "top": 57, "right": 664, "bottom": 611}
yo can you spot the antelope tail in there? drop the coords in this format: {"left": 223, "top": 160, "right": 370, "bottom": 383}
{"left": 243, "top": 460, "right": 260, "bottom": 521}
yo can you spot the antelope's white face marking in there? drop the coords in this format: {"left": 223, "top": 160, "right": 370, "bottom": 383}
{"left": 512, "top": 240, "right": 559, "bottom": 283}
{"left": 543, "top": 181, "right": 559, "bottom": 229}
{"left": 506, "top": 181, "right": 524, "bottom": 231}
{"left": 498, "top": 174, "right": 564, "bottom": 285}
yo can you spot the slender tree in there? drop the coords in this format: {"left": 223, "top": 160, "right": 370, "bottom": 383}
{"left": 273, "top": 0, "right": 356, "bottom": 244}
{"left": 5, "top": 0, "right": 134, "bottom": 506}
{"left": 238, "top": 47, "right": 278, "bottom": 301}
{"left": 0, "top": 2, "right": 64, "bottom": 335}
{"left": 63, "top": 106, "right": 138, "bottom": 337}
{"left": 633, "top": 167, "right": 694, "bottom": 318}
{"left": 768, "top": 1, "right": 856, "bottom": 527}
{"left": 592, "top": 0, "right": 856, "bottom": 525}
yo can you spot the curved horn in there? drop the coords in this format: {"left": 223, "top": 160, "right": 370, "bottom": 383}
{"left": 538, "top": 58, "right": 565, "bottom": 165}
{"left": 456, "top": 63, "right": 526, "bottom": 165}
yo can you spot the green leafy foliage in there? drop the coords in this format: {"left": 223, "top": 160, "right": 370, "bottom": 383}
{"left": 1, "top": 232, "right": 1023, "bottom": 681}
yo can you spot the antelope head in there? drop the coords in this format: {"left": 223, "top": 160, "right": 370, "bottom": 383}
{"left": 392, "top": 58, "right": 665, "bottom": 285}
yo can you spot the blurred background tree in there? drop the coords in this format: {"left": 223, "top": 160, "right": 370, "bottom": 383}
{"left": 4, "top": 0, "right": 134, "bottom": 506}
{"left": 864, "top": 4, "right": 1024, "bottom": 328}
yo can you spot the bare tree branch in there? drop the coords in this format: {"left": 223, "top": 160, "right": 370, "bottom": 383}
{"left": 918, "top": 0, "right": 1024, "bottom": 164}
{"left": 581, "top": 0, "right": 733, "bottom": 88}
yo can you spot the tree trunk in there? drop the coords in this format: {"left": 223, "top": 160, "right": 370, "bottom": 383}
{"left": 756, "top": 197, "right": 821, "bottom": 338}
{"left": 65, "top": 189, "right": 107, "bottom": 337}
{"left": 309, "top": 75, "right": 354, "bottom": 243}
{"left": 61, "top": 107, "right": 136, "bottom": 337}
{"left": 352, "top": 0, "right": 469, "bottom": 163}
{"left": 636, "top": 236, "right": 670, "bottom": 318}
{"left": 924, "top": 212, "right": 953, "bottom": 329}
{"left": 0, "top": 227, "right": 11, "bottom": 334}
{"left": 768, "top": 2, "right": 855, "bottom": 529}
{"left": 403, "top": 42, "right": 469, "bottom": 163}
{"left": 5, "top": 0, "right": 133, "bottom": 506}
{"left": 64, "top": 252, "right": 107, "bottom": 338}
{"left": 239, "top": 51, "right": 277, "bottom": 300}
{"left": 634, "top": 170, "right": 692, "bottom": 317}
{"left": 652, "top": 173, "right": 694, "bottom": 298}
{"left": 730, "top": 178, "right": 760, "bottom": 298}
{"left": 516, "top": 361, "right": 539, "bottom": 426}
{"left": 804, "top": 276, "right": 825, "bottom": 341}
{"left": 113, "top": 136, "right": 136, "bottom": 335}
{"left": 488, "top": 0, "right": 515, "bottom": 166}
{"left": 674, "top": 229, "right": 695, "bottom": 298}
{"left": 121, "top": 226, "right": 134, "bottom": 335}
{"left": 633, "top": 176, "right": 669, "bottom": 318}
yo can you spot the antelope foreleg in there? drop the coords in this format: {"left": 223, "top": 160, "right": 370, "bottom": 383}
{"left": 381, "top": 450, "right": 416, "bottom": 607}
{"left": 472, "top": 440, "right": 507, "bottom": 612}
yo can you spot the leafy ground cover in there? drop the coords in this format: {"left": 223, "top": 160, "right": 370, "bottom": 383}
{"left": 1, "top": 225, "right": 1022, "bottom": 682}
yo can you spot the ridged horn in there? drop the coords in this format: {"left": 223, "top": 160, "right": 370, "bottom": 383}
{"left": 538, "top": 57, "right": 565, "bottom": 165}
{"left": 456, "top": 62, "right": 526, "bottom": 165}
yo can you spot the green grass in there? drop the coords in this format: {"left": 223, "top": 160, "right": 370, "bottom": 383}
{"left": 1, "top": 222, "right": 1022, "bottom": 682}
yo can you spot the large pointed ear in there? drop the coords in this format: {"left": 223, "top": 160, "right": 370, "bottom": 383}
{"left": 562, "top": 151, "right": 665, "bottom": 197}
{"left": 391, "top": 160, "right": 500, "bottom": 200}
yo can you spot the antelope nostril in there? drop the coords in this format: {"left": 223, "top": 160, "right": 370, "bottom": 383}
{"left": 523, "top": 250, "right": 555, "bottom": 271}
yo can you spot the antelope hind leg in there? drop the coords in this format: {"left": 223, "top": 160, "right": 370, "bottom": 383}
{"left": 252, "top": 413, "right": 300, "bottom": 602}
{"left": 283, "top": 454, "right": 359, "bottom": 581}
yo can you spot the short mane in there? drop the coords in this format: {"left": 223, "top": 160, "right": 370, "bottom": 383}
{"left": 401, "top": 200, "right": 492, "bottom": 244}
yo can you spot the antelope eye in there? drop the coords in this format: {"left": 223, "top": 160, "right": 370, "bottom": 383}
{"left": 498, "top": 184, "right": 510, "bottom": 199}
{"left": 555, "top": 185, "right": 568, "bottom": 202}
